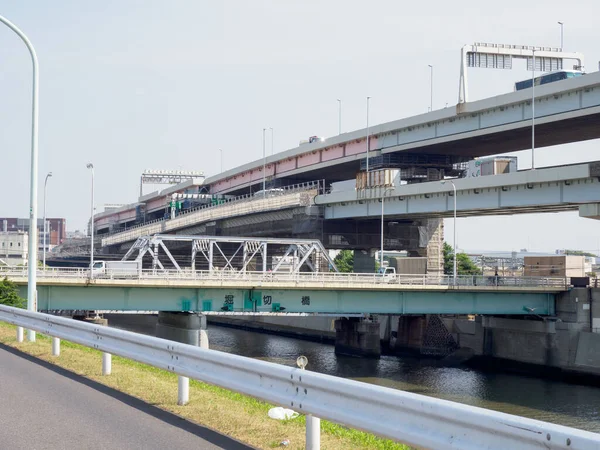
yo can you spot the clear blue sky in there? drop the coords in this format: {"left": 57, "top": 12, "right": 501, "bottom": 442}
{"left": 0, "top": 1, "right": 599, "bottom": 253}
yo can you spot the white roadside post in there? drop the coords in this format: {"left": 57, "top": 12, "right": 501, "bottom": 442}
{"left": 298, "top": 356, "right": 320, "bottom": 450}
{"left": 52, "top": 336, "right": 60, "bottom": 356}
{"left": 102, "top": 351, "right": 112, "bottom": 376}
{"left": 178, "top": 374, "right": 189, "bottom": 406}
{"left": 0, "top": 15, "right": 40, "bottom": 343}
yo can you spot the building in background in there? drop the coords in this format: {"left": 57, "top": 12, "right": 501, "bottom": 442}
{"left": 0, "top": 217, "right": 67, "bottom": 253}
{"left": 0, "top": 231, "right": 28, "bottom": 266}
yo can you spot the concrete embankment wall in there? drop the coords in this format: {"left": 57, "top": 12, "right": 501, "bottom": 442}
{"left": 207, "top": 316, "right": 336, "bottom": 342}
{"left": 449, "top": 288, "right": 600, "bottom": 376}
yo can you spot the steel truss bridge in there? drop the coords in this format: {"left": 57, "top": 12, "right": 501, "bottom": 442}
{"left": 122, "top": 234, "right": 338, "bottom": 274}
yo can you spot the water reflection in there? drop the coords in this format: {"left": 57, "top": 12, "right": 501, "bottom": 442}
{"left": 108, "top": 315, "right": 600, "bottom": 433}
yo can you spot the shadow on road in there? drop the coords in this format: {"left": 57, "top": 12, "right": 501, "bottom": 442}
{"left": 0, "top": 342, "right": 255, "bottom": 450}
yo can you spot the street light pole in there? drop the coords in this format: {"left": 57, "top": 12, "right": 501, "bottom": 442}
{"left": 337, "top": 99, "right": 342, "bottom": 135}
{"left": 558, "top": 21, "right": 564, "bottom": 50}
{"left": 380, "top": 188, "right": 395, "bottom": 270}
{"left": 0, "top": 15, "right": 40, "bottom": 343}
{"left": 87, "top": 164, "right": 95, "bottom": 278}
{"left": 428, "top": 65, "right": 433, "bottom": 112}
{"left": 440, "top": 180, "right": 457, "bottom": 284}
{"left": 270, "top": 127, "right": 274, "bottom": 156}
{"left": 262, "top": 128, "right": 266, "bottom": 197}
{"left": 366, "top": 96, "right": 371, "bottom": 177}
{"left": 532, "top": 49, "right": 536, "bottom": 170}
{"left": 43, "top": 172, "right": 52, "bottom": 270}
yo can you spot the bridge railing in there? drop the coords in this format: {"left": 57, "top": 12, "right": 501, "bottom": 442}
{"left": 0, "top": 266, "right": 569, "bottom": 288}
{"left": 101, "top": 179, "right": 324, "bottom": 238}
{"left": 1, "top": 304, "right": 598, "bottom": 449}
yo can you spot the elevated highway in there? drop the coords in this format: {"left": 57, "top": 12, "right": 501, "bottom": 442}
{"left": 208, "top": 71, "right": 600, "bottom": 194}
{"left": 316, "top": 161, "right": 600, "bottom": 219}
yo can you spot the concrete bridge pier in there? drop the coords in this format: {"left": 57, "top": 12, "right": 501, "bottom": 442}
{"left": 155, "top": 312, "right": 209, "bottom": 348}
{"left": 334, "top": 317, "right": 381, "bottom": 358}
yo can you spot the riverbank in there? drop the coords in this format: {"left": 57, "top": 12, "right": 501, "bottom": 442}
{"left": 208, "top": 314, "right": 600, "bottom": 388}
{"left": 0, "top": 322, "right": 407, "bottom": 450}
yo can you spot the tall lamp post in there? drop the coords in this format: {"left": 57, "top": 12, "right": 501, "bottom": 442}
{"left": 262, "top": 128, "right": 266, "bottom": 197}
{"left": 558, "top": 21, "right": 564, "bottom": 50}
{"left": 366, "top": 96, "right": 371, "bottom": 177}
{"left": 428, "top": 64, "right": 433, "bottom": 112}
{"left": 337, "top": 99, "right": 342, "bottom": 135}
{"left": 0, "top": 15, "right": 40, "bottom": 343}
{"left": 380, "top": 187, "right": 395, "bottom": 270}
{"left": 440, "top": 180, "right": 457, "bottom": 284}
{"left": 87, "top": 164, "right": 95, "bottom": 278}
{"left": 43, "top": 172, "right": 52, "bottom": 269}
{"left": 531, "top": 49, "right": 536, "bottom": 170}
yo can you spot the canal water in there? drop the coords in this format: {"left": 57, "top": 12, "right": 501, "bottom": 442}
{"left": 108, "top": 315, "right": 600, "bottom": 433}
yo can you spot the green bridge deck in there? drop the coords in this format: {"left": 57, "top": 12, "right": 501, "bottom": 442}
{"left": 14, "top": 278, "right": 559, "bottom": 315}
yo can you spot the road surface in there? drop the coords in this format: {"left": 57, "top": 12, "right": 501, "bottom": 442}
{"left": 0, "top": 345, "right": 252, "bottom": 449}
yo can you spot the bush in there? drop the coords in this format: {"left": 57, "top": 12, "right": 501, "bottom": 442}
{"left": 0, "top": 277, "right": 26, "bottom": 308}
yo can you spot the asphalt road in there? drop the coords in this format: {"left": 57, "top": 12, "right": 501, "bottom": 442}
{"left": 0, "top": 345, "right": 252, "bottom": 450}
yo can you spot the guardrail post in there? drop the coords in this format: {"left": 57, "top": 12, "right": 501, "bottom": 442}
{"left": 178, "top": 375, "right": 189, "bottom": 405}
{"left": 52, "top": 336, "right": 60, "bottom": 356}
{"left": 102, "top": 351, "right": 112, "bottom": 375}
{"left": 297, "top": 355, "right": 320, "bottom": 450}
{"left": 306, "top": 414, "right": 321, "bottom": 450}
{"left": 16, "top": 326, "right": 23, "bottom": 342}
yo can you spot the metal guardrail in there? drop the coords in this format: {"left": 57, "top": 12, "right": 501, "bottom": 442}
{"left": 1, "top": 305, "right": 599, "bottom": 449}
{"left": 0, "top": 267, "right": 570, "bottom": 289}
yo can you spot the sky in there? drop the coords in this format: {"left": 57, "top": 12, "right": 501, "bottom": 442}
{"left": 0, "top": 0, "right": 599, "bottom": 253}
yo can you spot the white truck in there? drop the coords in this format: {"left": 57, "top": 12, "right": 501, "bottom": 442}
{"left": 92, "top": 261, "right": 141, "bottom": 278}
{"left": 377, "top": 266, "right": 397, "bottom": 282}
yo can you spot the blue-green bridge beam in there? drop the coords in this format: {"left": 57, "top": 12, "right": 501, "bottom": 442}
{"left": 17, "top": 284, "right": 556, "bottom": 316}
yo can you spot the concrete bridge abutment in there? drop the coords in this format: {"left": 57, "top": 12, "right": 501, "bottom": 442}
{"left": 334, "top": 317, "right": 381, "bottom": 358}
{"left": 155, "top": 312, "right": 209, "bottom": 349}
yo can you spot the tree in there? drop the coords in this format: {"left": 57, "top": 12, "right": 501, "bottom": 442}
{"left": 0, "top": 277, "right": 25, "bottom": 308}
{"left": 564, "top": 250, "right": 597, "bottom": 257}
{"left": 333, "top": 250, "right": 354, "bottom": 273}
{"left": 443, "top": 243, "right": 481, "bottom": 276}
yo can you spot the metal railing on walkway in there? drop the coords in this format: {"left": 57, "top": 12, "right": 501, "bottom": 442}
{"left": 0, "top": 267, "right": 570, "bottom": 289}
{"left": 0, "top": 304, "right": 598, "bottom": 449}
{"left": 99, "top": 180, "right": 323, "bottom": 246}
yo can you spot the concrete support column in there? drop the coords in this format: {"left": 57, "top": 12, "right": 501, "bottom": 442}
{"left": 353, "top": 250, "right": 376, "bottom": 273}
{"left": 408, "top": 219, "right": 444, "bottom": 276}
{"left": 334, "top": 317, "right": 381, "bottom": 358}
{"left": 394, "top": 315, "right": 426, "bottom": 354}
{"left": 156, "top": 311, "right": 202, "bottom": 346}
{"left": 199, "top": 313, "right": 209, "bottom": 349}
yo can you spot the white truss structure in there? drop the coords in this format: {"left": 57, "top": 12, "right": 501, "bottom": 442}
{"left": 122, "top": 234, "right": 338, "bottom": 274}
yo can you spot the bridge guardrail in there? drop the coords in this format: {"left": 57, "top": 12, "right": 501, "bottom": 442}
{"left": 100, "top": 180, "right": 323, "bottom": 242}
{"left": 0, "top": 267, "right": 569, "bottom": 289}
{"left": 0, "top": 304, "right": 598, "bottom": 449}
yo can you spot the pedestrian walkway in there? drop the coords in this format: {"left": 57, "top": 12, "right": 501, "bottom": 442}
{"left": 0, "top": 346, "right": 252, "bottom": 450}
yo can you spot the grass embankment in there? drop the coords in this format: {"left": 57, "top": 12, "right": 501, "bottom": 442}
{"left": 0, "top": 322, "right": 408, "bottom": 450}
